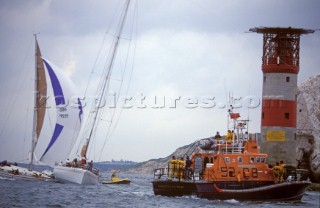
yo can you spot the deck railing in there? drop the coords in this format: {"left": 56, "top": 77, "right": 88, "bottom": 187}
{"left": 153, "top": 167, "right": 207, "bottom": 182}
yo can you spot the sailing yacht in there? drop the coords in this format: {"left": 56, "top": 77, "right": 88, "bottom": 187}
{"left": 0, "top": 36, "right": 82, "bottom": 181}
{"left": 53, "top": 0, "right": 132, "bottom": 185}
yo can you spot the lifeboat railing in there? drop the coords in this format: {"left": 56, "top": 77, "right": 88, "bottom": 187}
{"left": 153, "top": 166, "right": 220, "bottom": 183}
{"left": 193, "top": 142, "right": 246, "bottom": 156}
{"left": 191, "top": 133, "right": 260, "bottom": 157}
{"left": 153, "top": 166, "right": 204, "bottom": 182}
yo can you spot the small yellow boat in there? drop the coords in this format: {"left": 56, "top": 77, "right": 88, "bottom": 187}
{"left": 101, "top": 177, "right": 131, "bottom": 184}
{"left": 102, "top": 171, "right": 131, "bottom": 184}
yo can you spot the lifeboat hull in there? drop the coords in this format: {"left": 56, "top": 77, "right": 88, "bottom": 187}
{"left": 152, "top": 180, "right": 311, "bottom": 201}
{"left": 152, "top": 180, "right": 197, "bottom": 196}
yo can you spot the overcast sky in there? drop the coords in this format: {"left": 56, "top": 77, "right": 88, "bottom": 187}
{"left": 0, "top": 0, "right": 319, "bottom": 163}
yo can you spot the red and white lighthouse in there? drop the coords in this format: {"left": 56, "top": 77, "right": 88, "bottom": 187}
{"left": 250, "top": 27, "right": 314, "bottom": 165}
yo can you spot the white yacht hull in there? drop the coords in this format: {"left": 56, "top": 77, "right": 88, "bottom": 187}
{"left": 0, "top": 165, "right": 53, "bottom": 181}
{"left": 54, "top": 166, "right": 99, "bottom": 185}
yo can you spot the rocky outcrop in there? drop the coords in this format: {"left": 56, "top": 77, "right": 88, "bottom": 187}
{"left": 297, "top": 75, "right": 320, "bottom": 182}
{"left": 127, "top": 141, "right": 204, "bottom": 174}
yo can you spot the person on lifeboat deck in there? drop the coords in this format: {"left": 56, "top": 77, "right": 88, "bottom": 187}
{"left": 178, "top": 157, "right": 185, "bottom": 179}
{"left": 225, "top": 130, "right": 232, "bottom": 143}
{"left": 169, "top": 156, "right": 178, "bottom": 179}
{"left": 279, "top": 161, "right": 286, "bottom": 183}
{"left": 272, "top": 162, "right": 280, "bottom": 183}
{"left": 214, "top": 131, "right": 221, "bottom": 140}
{"left": 185, "top": 156, "right": 193, "bottom": 180}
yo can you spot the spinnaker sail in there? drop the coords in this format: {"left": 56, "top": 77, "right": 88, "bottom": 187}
{"left": 39, "top": 59, "right": 83, "bottom": 166}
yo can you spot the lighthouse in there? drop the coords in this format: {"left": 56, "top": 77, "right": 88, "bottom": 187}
{"left": 250, "top": 27, "right": 314, "bottom": 165}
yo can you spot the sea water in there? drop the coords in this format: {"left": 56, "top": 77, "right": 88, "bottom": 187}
{"left": 0, "top": 172, "right": 319, "bottom": 208}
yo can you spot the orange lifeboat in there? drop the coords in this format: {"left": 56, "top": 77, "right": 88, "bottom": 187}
{"left": 152, "top": 118, "right": 311, "bottom": 201}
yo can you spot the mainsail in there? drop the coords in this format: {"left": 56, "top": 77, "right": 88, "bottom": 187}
{"left": 35, "top": 41, "right": 47, "bottom": 140}
{"left": 39, "top": 59, "right": 83, "bottom": 166}
{"left": 29, "top": 38, "right": 47, "bottom": 169}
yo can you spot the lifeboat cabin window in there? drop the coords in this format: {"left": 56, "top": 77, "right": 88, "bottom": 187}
{"left": 225, "top": 157, "right": 230, "bottom": 164}
{"left": 256, "top": 157, "right": 261, "bottom": 163}
{"left": 261, "top": 157, "right": 266, "bottom": 163}
{"left": 203, "top": 157, "right": 209, "bottom": 172}
{"left": 194, "top": 157, "right": 203, "bottom": 173}
{"left": 250, "top": 156, "right": 254, "bottom": 163}
{"left": 210, "top": 157, "right": 214, "bottom": 163}
{"left": 238, "top": 156, "right": 243, "bottom": 164}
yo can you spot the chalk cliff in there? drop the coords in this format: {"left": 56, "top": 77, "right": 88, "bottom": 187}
{"left": 296, "top": 75, "right": 320, "bottom": 182}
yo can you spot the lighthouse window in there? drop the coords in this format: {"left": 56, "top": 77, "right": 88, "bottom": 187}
{"left": 286, "top": 76, "right": 290, "bottom": 82}
{"left": 285, "top": 113, "right": 290, "bottom": 119}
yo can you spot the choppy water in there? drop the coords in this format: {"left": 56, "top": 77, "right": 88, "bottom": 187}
{"left": 0, "top": 172, "right": 319, "bottom": 208}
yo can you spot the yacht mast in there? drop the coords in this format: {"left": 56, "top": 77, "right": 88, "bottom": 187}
{"left": 29, "top": 34, "right": 38, "bottom": 170}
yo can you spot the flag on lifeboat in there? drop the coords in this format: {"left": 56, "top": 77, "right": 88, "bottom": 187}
{"left": 230, "top": 113, "right": 240, "bottom": 119}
